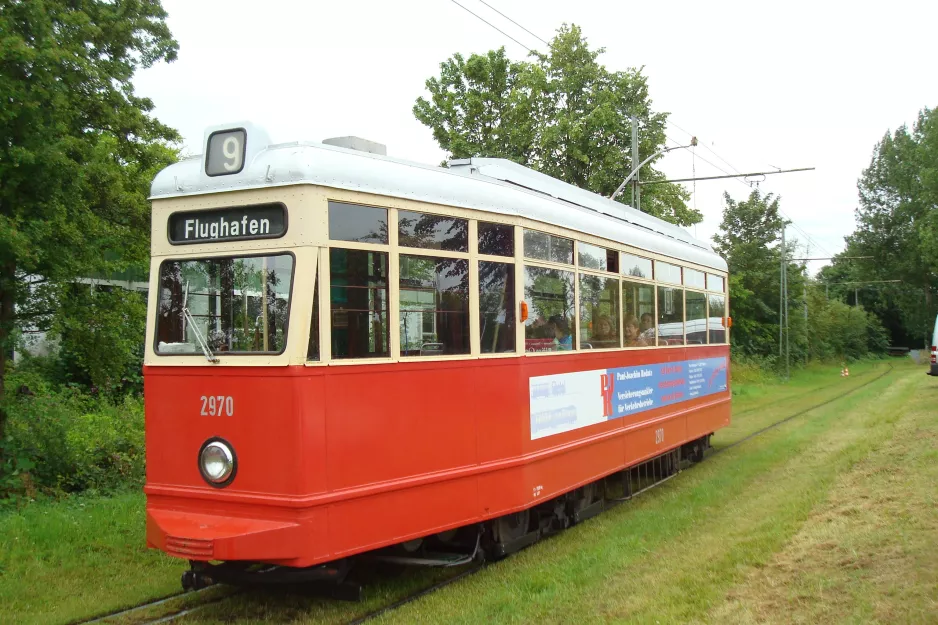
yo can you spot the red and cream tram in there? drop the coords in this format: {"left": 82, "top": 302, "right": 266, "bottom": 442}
{"left": 144, "top": 123, "right": 730, "bottom": 584}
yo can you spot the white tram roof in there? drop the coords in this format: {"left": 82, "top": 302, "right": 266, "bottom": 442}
{"left": 151, "top": 122, "right": 727, "bottom": 272}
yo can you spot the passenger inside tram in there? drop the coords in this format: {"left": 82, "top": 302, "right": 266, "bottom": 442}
{"left": 624, "top": 316, "right": 648, "bottom": 347}
{"left": 591, "top": 314, "right": 618, "bottom": 348}
{"left": 547, "top": 315, "right": 573, "bottom": 351}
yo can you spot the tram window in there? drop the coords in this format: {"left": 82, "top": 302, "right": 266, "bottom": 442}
{"left": 657, "top": 286, "right": 684, "bottom": 345}
{"left": 623, "top": 280, "right": 655, "bottom": 346}
{"left": 621, "top": 253, "right": 653, "bottom": 279}
{"left": 578, "top": 243, "right": 618, "bottom": 273}
{"left": 307, "top": 272, "right": 320, "bottom": 361}
{"left": 522, "top": 266, "right": 575, "bottom": 352}
{"left": 579, "top": 274, "right": 620, "bottom": 349}
{"left": 685, "top": 291, "right": 707, "bottom": 345}
{"left": 656, "top": 261, "right": 682, "bottom": 285}
{"left": 399, "top": 255, "right": 469, "bottom": 356}
{"left": 479, "top": 261, "right": 515, "bottom": 353}
{"left": 398, "top": 210, "right": 468, "bottom": 252}
{"left": 155, "top": 254, "right": 294, "bottom": 355}
{"left": 330, "top": 249, "right": 389, "bottom": 359}
{"left": 478, "top": 222, "right": 514, "bottom": 257}
{"left": 707, "top": 274, "right": 725, "bottom": 292}
{"left": 523, "top": 230, "right": 573, "bottom": 265}
{"left": 328, "top": 201, "right": 388, "bottom": 244}
{"left": 709, "top": 294, "right": 726, "bottom": 343}
{"left": 685, "top": 268, "right": 706, "bottom": 290}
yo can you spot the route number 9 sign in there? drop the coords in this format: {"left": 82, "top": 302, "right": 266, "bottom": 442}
{"left": 205, "top": 128, "right": 247, "bottom": 176}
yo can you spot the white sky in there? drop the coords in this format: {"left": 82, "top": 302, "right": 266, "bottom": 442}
{"left": 135, "top": 0, "right": 937, "bottom": 274}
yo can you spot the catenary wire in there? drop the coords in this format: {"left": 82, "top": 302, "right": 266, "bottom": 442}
{"left": 663, "top": 135, "right": 833, "bottom": 258}
{"left": 475, "top": 0, "right": 549, "bottom": 45}
{"left": 447, "top": 0, "right": 535, "bottom": 53}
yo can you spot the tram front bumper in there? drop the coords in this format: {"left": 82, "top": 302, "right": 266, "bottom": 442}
{"left": 147, "top": 507, "right": 301, "bottom": 562}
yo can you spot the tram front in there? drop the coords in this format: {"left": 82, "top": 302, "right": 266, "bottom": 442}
{"left": 143, "top": 124, "right": 324, "bottom": 567}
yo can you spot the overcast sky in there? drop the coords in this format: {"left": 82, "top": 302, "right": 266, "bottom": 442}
{"left": 135, "top": 0, "right": 937, "bottom": 274}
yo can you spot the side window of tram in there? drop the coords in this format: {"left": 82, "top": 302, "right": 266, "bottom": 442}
{"left": 622, "top": 280, "right": 655, "bottom": 347}
{"left": 709, "top": 294, "right": 726, "bottom": 343}
{"left": 479, "top": 261, "right": 515, "bottom": 353}
{"left": 399, "top": 255, "right": 470, "bottom": 356}
{"left": 330, "top": 249, "right": 389, "bottom": 359}
{"left": 522, "top": 266, "right": 575, "bottom": 352}
{"left": 307, "top": 271, "right": 320, "bottom": 361}
{"left": 685, "top": 290, "right": 707, "bottom": 344}
{"left": 579, "top": 273, "right": 620, "bottom": 349}
{"left": 657, "top": 286, "right": 685, "bottom": 346}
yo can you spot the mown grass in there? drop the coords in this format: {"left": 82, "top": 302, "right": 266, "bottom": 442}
{"left": 0, "top": 492, "right": 183, "bottom": 625}
{"left": 1, "top": 358, "right": 930, "bottom": 625}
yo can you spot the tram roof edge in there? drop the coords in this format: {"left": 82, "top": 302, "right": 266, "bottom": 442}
{"left": 151, "top": 133, "right": 726, "bottom": 272}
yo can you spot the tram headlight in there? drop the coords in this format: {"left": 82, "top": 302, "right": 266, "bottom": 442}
{"left": 198, "top": 439, "right": 236, "bottom": 487}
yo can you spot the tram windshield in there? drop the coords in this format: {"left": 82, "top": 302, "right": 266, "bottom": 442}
{"left": 155, "top": 254, "right": 294, "bottom": 355}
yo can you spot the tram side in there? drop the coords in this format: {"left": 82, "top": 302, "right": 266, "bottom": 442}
{"left": 144, "top": 131, "right": 730, "bottom": 569}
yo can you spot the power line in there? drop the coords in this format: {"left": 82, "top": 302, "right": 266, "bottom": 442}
{"left": 668, "top": 120, "right": 745, "bottom": 175}
{"left": 475, "top": 0, "right": 549, "bottom": 46}
{"left": 447, "top": 0, "right": 534, "bottom": 53}
{"left": 664, "top": 134, "right": 833, "bottom": 257}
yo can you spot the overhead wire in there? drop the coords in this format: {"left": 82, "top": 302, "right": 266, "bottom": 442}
{"left": 474, "top": 0, "right": 549, "bottom": 46}
{"left": 663, "top": 131, "right": 834, "bottom": 258}
{"left": 446, "top": 0, "right": 535, "bottom": 53}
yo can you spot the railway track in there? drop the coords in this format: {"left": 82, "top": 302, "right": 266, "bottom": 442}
{"left": 72, "top": 363, "right": 893, "bottom": 625}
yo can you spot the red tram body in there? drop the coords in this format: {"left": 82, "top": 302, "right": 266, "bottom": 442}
{"left": 143, "top": 123, "right": 731, "bottom": 574}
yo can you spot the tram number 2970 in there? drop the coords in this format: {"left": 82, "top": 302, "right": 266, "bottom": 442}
{"left": 200, "top": 395, "right": 234, "bottom": 417}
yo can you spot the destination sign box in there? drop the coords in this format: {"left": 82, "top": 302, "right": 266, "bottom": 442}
{"left": 168, "top": 203, "right": 286, "bottom": 244}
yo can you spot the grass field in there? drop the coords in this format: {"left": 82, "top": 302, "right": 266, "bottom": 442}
{"left": 1, "top": 359, "right": 934, "bottom": 624}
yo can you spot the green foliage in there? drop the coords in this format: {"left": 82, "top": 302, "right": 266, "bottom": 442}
{"left": 1, "top": 371, "right": 144, "bottom": 503}
{"left": 0, "top": 0, "right": 178, "bottom": 439}
{"left": 713, "top": 189, "right": 887, "bottom": 368}
{"left": 414, "top": 24, "right": 701, "bottom": 226}
{"left": 53, "top": 285, "right": 147, "bottom": 394}
{"left": 828, "top": 106, "right": 938, "bottom": 347}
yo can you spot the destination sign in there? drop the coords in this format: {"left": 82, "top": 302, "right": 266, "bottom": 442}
{"left": 168, "top": 203, "right": 287, "bottom": 244}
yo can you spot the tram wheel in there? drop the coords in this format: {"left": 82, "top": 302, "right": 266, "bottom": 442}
{"left": 494, "top": 509, "right": 530, "bottom": 543}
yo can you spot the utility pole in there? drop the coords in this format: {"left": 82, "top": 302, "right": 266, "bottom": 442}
{"left": 631, "top": 114, "right": 640, "bottom": 211}
{"left": 779, "top": 227, "right": 790, "bottom": 379}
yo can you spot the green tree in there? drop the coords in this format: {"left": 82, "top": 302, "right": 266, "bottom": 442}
{"left": 712, "top": 190, "right": 807, "bottom": 359}
{"left": 837, "top": 106, "right": 938, "bottom": 347}
{"left": 0, "top": 1, "right": 179, "bottom": 439}
{"left": 414, "top": 24, "right": 701, "bottom": 226}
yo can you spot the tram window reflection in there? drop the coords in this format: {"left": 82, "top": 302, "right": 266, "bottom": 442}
{"left": 523, "top": 230, "right": 573, "bottom": 265}
{"left": 328, "top": 202, "right": 388, "bottom": 244}
{"left": 578, "top": 243, "right": 617, "bottom": 272}
{"left": 330, "top": 249, "right": 389, "bottom": 359}
{"left": 307, "top": 271, "right": 320, "bottom": 360}
{"left": 478, "top": 222, "right": 514, "bottom": 257}
{"left": 523, "top": 266, "right": 575, "bottom": 352}
{"left": 657, "top": 286, "right": 684, "bottom": 345}
{"left": 622, "top": 253, "right": 653, "bottom": 279}
{"left": 399, "top": 255, "right": 470, "bottom": 356}
{"left": 709, "top": 294, "right": 726, "bottom": 343}
{"left": 579, "top": 274, "right": 620, "bottom": 349}
{"left": 622, "top": 280, "right": 655, "bottom": 346}
{"left": 398, "top": 210, "right": 468, "bottom": 252}
{"left": 479, "top": 261, "right": 515, "bottom": 353}
{"left": 685, "top": 290, "right": 707, "bottom": 344}
{"left": 156, "top": 254, "right": 294, "bottom": 355}
{"left": 685, "top": 268, "right": 706, "bottom": 290}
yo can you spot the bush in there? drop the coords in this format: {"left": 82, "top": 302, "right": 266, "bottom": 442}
{"left": 1, "top": 370, "right": 144, "bottom": 503}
